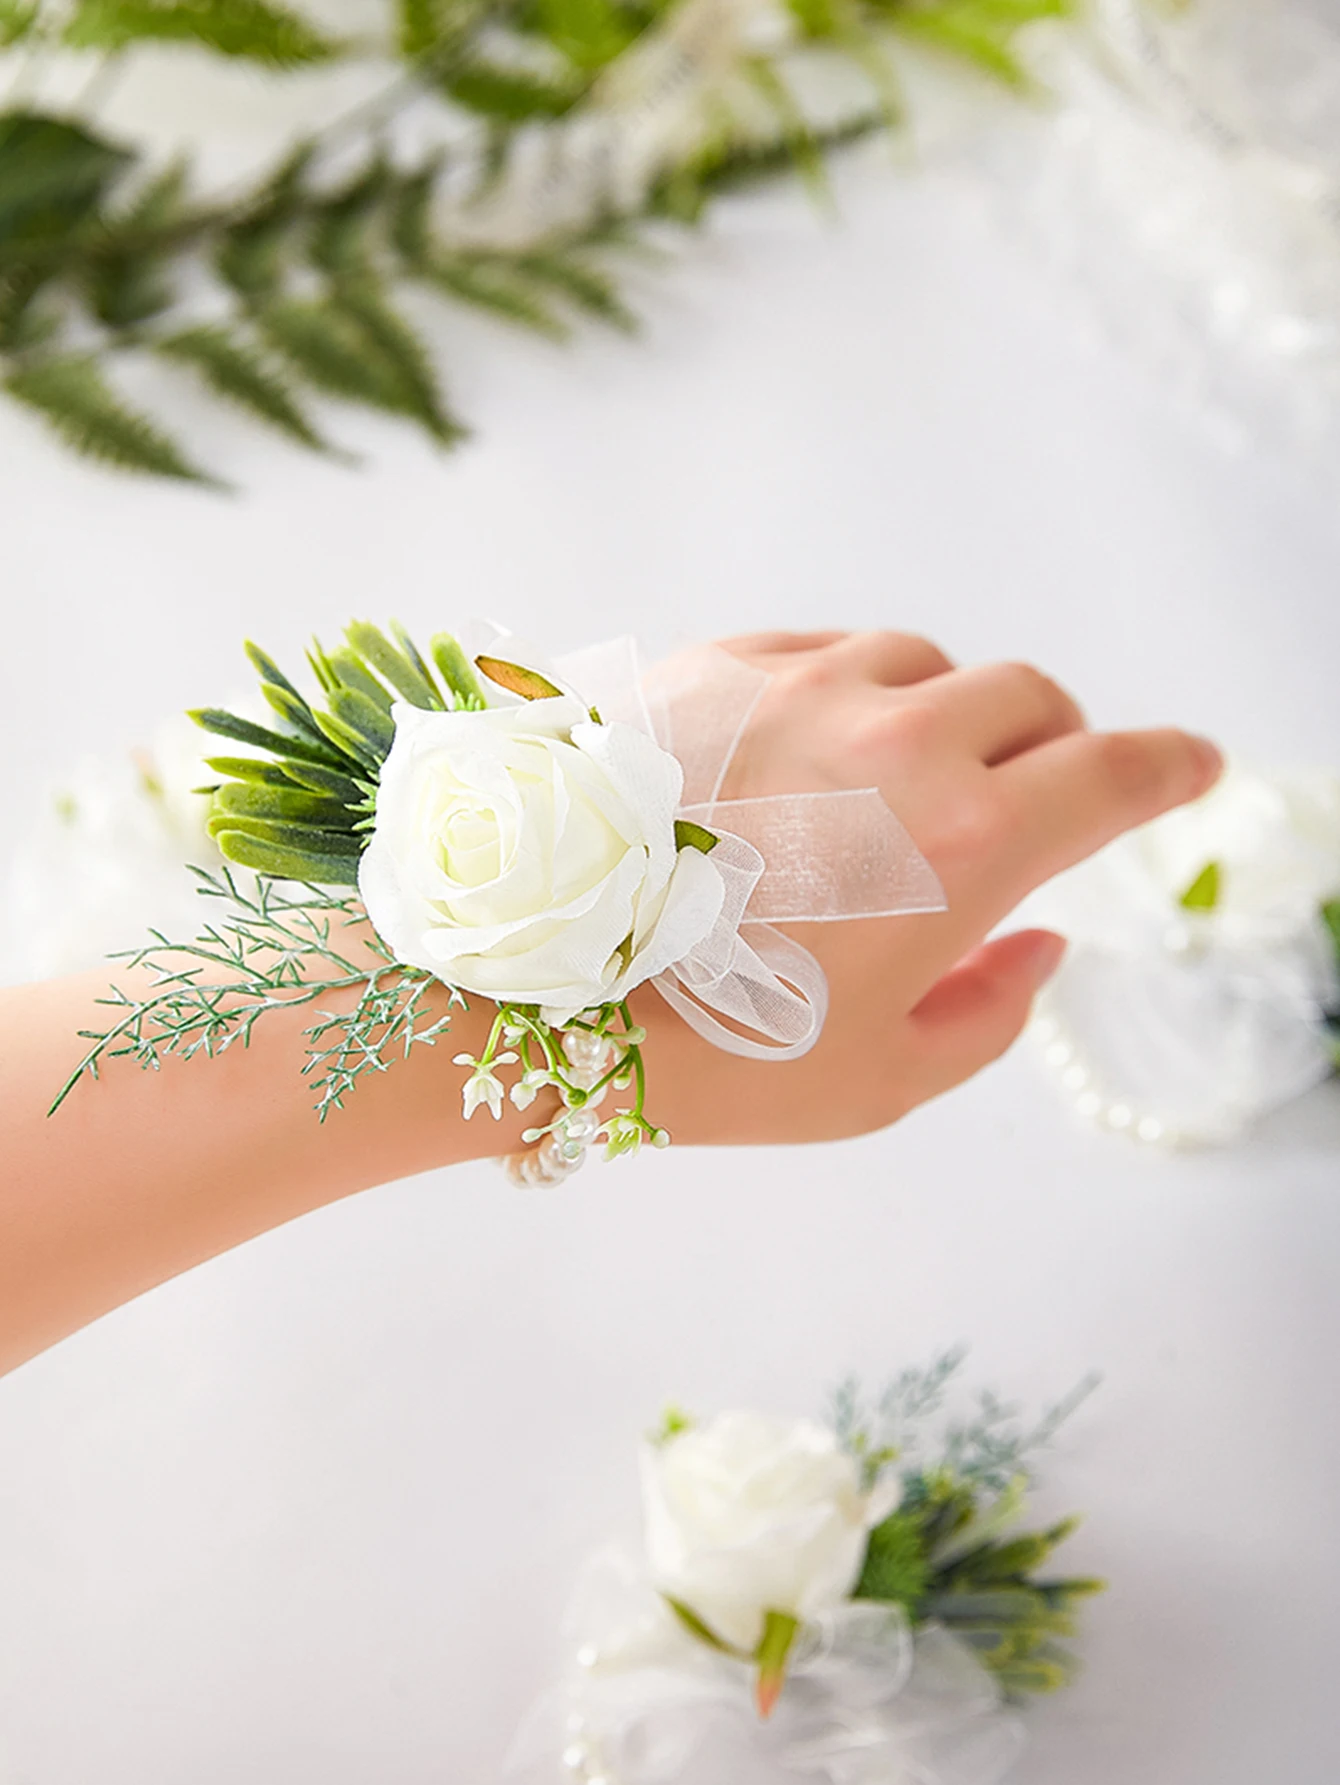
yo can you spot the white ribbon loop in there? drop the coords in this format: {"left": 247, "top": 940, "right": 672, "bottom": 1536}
{"left": 556, "top": 634, "right": 949, "bottom": 1061}
{"left": 504, "top": 1550, "right": 1025, "bottom": 1785}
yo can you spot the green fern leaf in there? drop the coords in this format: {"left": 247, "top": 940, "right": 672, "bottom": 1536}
{"left": 63, "top": 0, "right": 342, "bottom": 65}
{"left": 157, "top": 325, "right": 328, "bottom": 450}
{"left": 261, "top": 290, "right": 461, "bottom": 442}
{"left": 308, "top": 157, "right": 394, "bottom": 275}
{"left": 536, "top": 0, "right": 634, "bottom": 68}
{"left": 325, "top": 645, "right": 395, "bottom": 714}
{"left": 441, "top": 61, "right": 585, "bottom": 121}
{"left": 388, "top": 161, "right": 440, "bottom": 265}
{"left": 0, "top": 110, "right": 134, "bottom": 251}
{"left": 422, "top": 255, "right": 567, "bottom": 337}
{"left": 5, "top": 353, "right": 210, "bottom": 480}
{"left": 329, "top": 278, "right": 464, "bottom": 443}
{"left": 512, "top": 249, "right": 635, "bottom": 331}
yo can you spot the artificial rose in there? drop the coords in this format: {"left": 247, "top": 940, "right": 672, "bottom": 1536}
{"left": 641, "top": 1411, "right": 892, "bottom": 1653}
{"left": 357, "top": 696, "right": 725, "bottom": 1021}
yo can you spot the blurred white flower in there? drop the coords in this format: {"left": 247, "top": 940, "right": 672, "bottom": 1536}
{"left": 1, "top": 713, "right": 221, "bottom": 985}
{"left": 1023, "top": 765, "right": 1340, "bottom": 1145}
{"left": 641, "top": 1411, "right": 893, "bottom": 1653}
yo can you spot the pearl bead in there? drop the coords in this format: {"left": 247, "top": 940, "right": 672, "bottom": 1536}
{"left": 1045, "top": 1041, "right": 1073, "bottom": 1068}
{"left": 1061, "top": 1063, "right": 1089, "bottom": 1091}
{"left": 576, "top": 1644, "right": 600, "bottom": 1669}
{"left": 1136, "top": 1116, "right": 1165, "bottom": 1143}
{"left": 1076, "top": 1091, "right": 1102, "bottom": 1118}
{"left": 1105, "top": 1103, "right": 1133, "bottom": 1130}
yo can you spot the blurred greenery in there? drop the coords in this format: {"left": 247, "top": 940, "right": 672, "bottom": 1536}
{"left": 0, "top": 0, "right": 1075, "bottom": 478}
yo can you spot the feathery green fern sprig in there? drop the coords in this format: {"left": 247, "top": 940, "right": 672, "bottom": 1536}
{"left": 0, "top": 0, "right": 1074, "bottom": 477}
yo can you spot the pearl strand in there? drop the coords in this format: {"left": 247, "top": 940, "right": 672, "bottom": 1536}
{"left": 502, "top": 1031, "right": 614, "bottom": 1187}
{"left": 1029, "top": 1006, "right": 1182, "bottom": 1147}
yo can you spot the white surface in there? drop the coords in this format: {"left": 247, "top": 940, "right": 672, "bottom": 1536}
{"left": 2, "top": 149, "right": 1339, "bottom": 1785}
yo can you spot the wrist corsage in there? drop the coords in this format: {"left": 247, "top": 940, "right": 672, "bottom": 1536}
{"left": 52, "top": 623, "right": 944, "bottom": 1178}
{"left": 507, "top": 1354, "right": 1103, "bottom": 1785}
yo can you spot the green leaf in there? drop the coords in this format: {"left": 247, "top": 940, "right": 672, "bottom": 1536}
{"left": 1319, "top": 897, "right": 1340, "bottom": 961}
{"left": 202, "top": 755, "right": 300, "bottom": 788}
{"left": 325, "top": 644, "right": 396, "bottom": 714}
{"left": 854, "top": 1510, "right": 932, "bottom": 1609}
{"left": 312, "top": 705, "right": 387, "bottom": 771}
{"left": 887, "top": 0, "right": 1073, "bottom": 85}
{"left": 536, "top": 0, "right": 634, "bottom": 68}
{"left": 441, "top": 61, "right": 585, "bottom": 121}
{"left": 308, "top": 158, "right": 394, "bottom": 275}
{"left": 331, "top": 277, "right": 463, "bottom": 443}
{"left": 345, "top": 620, "right": 445, "bottom": 709}
{"left": 189, "top": 706, "right": 352, "bottom": 768}
{"left": 754, "top": 1609, "right": 800, "bottom": 1717}
{"left": 261, "top": 288, "right": 464, "bottom": 444}
{"left": 216, "top": 143, "right": 313, "bottom": 299}
{"left": 157, "top": 325, "right": 329, "bottom": 450}
{"left": 211, "top": 826, "right": 362, "bottom": 885}
{"left": 476, "top": 655, "right": 564, "bottom": 701}
{"left": 208, "top": 813, "right": 363, "bottom": 854}
{"left": 388, "top": 160, "right": 442, "bottom": 265}
{"left": 0, "top": 0, "right": 39, "bottom": 45}
{"left": 674, "top": 818, "right": 718, "bottom": 854}
{"left": 513, "top": 248, "right": 635, "bottom": 331}
{"left": 420, "top": 255, "right": 567, "bottom": 338}
{"left": 209, "top": 780, "right": 354, "bottom": 830}
{"left": 63, "top": 0, "right": 342, "bottom": 65}
{"left": 327, "top": 684, "right": 396, "bottom": 754}
{"left": 921, "top": 1587, "right": 1045, "bottom": 1624}
{"left": 6, "top": 353, "right": 211, "bottom": 481}
{"left": 1178, "top": 860, "right": 1221, "bottom": 911}
{"left": 431, "top": 633, "right": 485, "bottom": 708}
{"left": 271, "top": 761, "right": 367, "bottom": 803}
{"left": 0, "top": 110, "right": 133, "bottom": 253}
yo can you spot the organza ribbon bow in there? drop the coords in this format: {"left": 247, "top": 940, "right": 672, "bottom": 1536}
{"left": 552, "top": 636, "right": 947, "bottom": 1061}
{"left": 505, "top": 1549, "right": 1025, "bottom": 1785}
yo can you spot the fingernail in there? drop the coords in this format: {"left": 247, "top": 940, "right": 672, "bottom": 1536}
{"left": 1191, "top": 735, "right": 1224, "bottom": 786}
{"left": 1023, "top": 930, "right": 1067, "bottom": 989}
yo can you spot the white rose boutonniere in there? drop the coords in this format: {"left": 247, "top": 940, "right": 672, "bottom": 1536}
{"left": 642, "top": 1410, "right": 894, "bottom": 1712}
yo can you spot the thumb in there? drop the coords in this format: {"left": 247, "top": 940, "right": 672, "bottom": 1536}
{"left": 906, "top": 929, "right": 1066, "bottom": 1102}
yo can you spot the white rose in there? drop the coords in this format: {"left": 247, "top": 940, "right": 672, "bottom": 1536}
{"left": 641, "top": 1411, "right": 889, "bottom": 1653}
{"left": 357, "top": 696, "right": 725, "bottom": 1020}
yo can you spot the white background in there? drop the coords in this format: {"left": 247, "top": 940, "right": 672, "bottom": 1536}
{"left": 1, "top": 110, "right": 1339, "bottom": 1785}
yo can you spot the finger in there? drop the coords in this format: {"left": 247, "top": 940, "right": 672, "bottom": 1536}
{"left": 917, "top": 661, "right": 1085, "bottom": 764}
{"left": 718, "top": 630, "right": 849, "bottom": 658}
{"left": 906, "top": 929, "right": 1066, "bottom": 1102}
{"left": 829, "top": 630, "right": 955, "bottom": 686}
{"left": 997, "top": 727, "right": 1223, "bottom": 884}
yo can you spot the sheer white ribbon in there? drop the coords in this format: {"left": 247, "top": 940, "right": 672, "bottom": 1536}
{"left": 552, "top": 638, "right": 948, "bottom": 1062}
{"left": 505, "top": 1548, "right": 1025, "bottom": 1785}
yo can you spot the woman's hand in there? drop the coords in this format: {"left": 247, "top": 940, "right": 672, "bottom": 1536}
{"left": 632, "top": 629, "right": 1222, "bottom": 1143}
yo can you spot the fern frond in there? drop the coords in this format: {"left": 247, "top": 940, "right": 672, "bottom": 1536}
{"left": 422, "top": 255, "right": 568, "bottom": 337}
{"left": 157, "top": 324, "right": 329, "bottom": 450}
{"left": 5, "top": 353, "right": 210, "bottom": 480}
{"left": 329, "top": 278, "right": 465, "bottom": 442}
{"left": 512, "top": 249, "right": 635, "bottom": 330}
{"left": 63, "top": 0, "right": 343, "bottom": 65}
{"left": 0, "top": 110, "right": 134, "bottom": 250}
{"left": 0, "top": 0, "right": 39, "bottom": 45}
{"left": 441, "top": 60, "right": 586, "bottom": 121}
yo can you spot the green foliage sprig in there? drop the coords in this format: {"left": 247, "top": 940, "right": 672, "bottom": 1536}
{"left": 50, "top": 619, "right": 674, "bottom": 1154}
{"left": 836, "top": 1352, "right": 1105, "bottom": 1698}
{"left": 0, "top": 0, "right": 1074, "bottom": 479}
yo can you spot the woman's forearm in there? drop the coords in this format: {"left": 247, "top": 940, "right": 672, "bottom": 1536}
{"left": 0, "top": 969, "right": 516, "bottom": 1376}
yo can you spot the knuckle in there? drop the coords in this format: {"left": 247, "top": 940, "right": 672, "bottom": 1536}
{"left": 925, "top": 786, "right": 1005, "bottom": 867}
{"left": 852, "top": 699, "right": 939, "bottom": 762}
{"left": 1002, "top": 660, "right": 1073, "bottom": 714}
